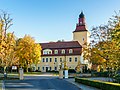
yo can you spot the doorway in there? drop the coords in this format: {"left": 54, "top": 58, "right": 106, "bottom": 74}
{"left": 46, "top": 67, "right": 48, "bottom": 72}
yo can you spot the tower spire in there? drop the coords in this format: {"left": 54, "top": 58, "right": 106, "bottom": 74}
{"left": 73, "top": 11, "right": 90, "bottom": 47}
{"left": 73, "top": 11, "right": 87, "bottom": 32}
{"left": 79, "top": 11, "right": 84, "bottom": 18}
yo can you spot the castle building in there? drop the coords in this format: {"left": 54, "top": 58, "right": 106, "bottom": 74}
{"left": 37, "top": 12, "right": 89, "bottom": 72}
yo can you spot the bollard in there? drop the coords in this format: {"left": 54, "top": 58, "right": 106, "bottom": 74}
{"left": 19, "top": 68, "right": 24, "bottom": 80}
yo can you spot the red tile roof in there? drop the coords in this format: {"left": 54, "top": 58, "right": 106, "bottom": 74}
{"left": 73, "top": 25, "right": 87, "bottom": 32}
{"left": 40, "top": 41, "right": 82, "bottom": 49}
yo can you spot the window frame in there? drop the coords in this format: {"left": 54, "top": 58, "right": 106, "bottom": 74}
{"left": 69, "top": 57, "right": 72, "bottom": 62}
{"left": 55, "top": 58, "right": 57, "bottom": 62}
{"left": 61, "top": 49, "right": 65, "bottom": 54}
{"left": 54, "top": 50, "right": 58, "bottom": 54}
{"left": 42, "top": 58, "right": 45, "bottom": 62}
{"left": 50, "top": 58, "right": 52, "bottom": 62}
{"left": 75, "top": 57, "right": 77, "bottom": 62}
{"left": 46, "top": 58, "right": 48, "bottom": 62}
{"left": 60, "top": 58, "right": 62, "bottom": 62}
{"left": 69, "top": 49, "right": 73, "bottom": 54}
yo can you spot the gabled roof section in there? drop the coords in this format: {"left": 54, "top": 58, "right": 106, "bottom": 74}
{"left": 40, "top": 41, "right": 82, "bottom": 49}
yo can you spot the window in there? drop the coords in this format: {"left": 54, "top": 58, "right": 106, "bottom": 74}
{"left": 32, "top": 67, "right": 35, "bottom": 71}
{"left": 42, "top": 67, "right": 44, "bottom": 70}
{"left": 55, "top": 67, "right": 57, "bottom": 71}
{"left": 43, "top": 51, "right": 47, "bottom": 54}
{"left": 83, "top": 38, "right": 84, "bottom": 41}
{"left": 49, "top": 51, "right": 52, "bottom": 54}
{"left": 75, "top": 57, "right": 77, "bottom": 62}
{"left": 49, "top": 67, "right": 52, "bottom": 71}
{"left": 42, "top": 58, "right": 45, "bottom": 62}
{"left": 69, "top": 57, "right": 72, "bottom": 62}
{"left": 61, "top": 49, "right": 65, "bottom": 54}
{"left": 46, "top": 58, "right": 48, "bottom": 62}
{"left": 60, "top": 58, "right": 62, "bottom": 62}
{"left": 50, "top": 58, "right": 52, "bottom": 62}
{"left": 38, "top": 67, "right": 40, "bottom": 71}
{"left": 69, "top": 49, "right": 73, "bottom": 53}
{"left": 43, "top": 49, "right": 52, "bottom": 55}
{"left": 54, "top": 50, "right": 58, "bottom": 54}
{"left": 55, "top": 58, "right": 57, "bottom": 62}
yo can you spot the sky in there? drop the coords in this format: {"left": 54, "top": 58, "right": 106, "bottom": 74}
{"left": 0, "top": 0, "right": 120, "bottom": 43}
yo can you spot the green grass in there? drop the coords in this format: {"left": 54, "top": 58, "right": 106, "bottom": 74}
{"left": 0, "top": 73, "right": 19, "bottom": 80}
{"left": 24, "top": 72, "right": 42, "bottom": 75}
{"left": 0, "top": 72, "right": 59, "bottom": 80}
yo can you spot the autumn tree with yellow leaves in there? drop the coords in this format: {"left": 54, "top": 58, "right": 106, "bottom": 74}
{"left": 0, "top": 11, "right": 19, "bottom": 73}
{"left": 16, "top": 35, "right": 41, "bottom": 72}
{"left": 0, "top": 11, "right": 42, "bottom": 74}
{"left": 83, "top": 11, "right": 120, "bottom": 72}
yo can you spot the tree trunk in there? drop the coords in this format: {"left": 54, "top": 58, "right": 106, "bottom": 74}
{"left": 4, "top": 66, "right": 7, "bottom": 78}
{"left": 35, "top": 64, "right": 38, "bottom": 71}
{"left": 26, "top": 66, "right": 28, "bottom": 72}
{"left": 4, "top": 66, "right": 7, "bottom": 72}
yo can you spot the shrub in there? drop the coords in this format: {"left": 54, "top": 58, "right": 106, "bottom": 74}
{"left": 68, "top": 69, "right": 76, "bottom": 73}
{"left": 91, "top": 71, "right": 109, "bottom": 77}
{"left": 47, "top": 70, "right": 59, "bottom": 73}
{"left": 75, "top": 77, "right": 120, "bottom": 90}
{"left": 113, "top": 74, "right": 120, "bottom": 83}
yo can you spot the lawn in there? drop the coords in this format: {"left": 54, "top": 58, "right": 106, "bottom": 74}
{"left": 24, "top": 72, "right": 42, "bottom": 75}
{"left": 0, "top": 73, "right": 19, "bottom": 80}
{"left": 0, "top": 72, "right": 59, "bottom": 80}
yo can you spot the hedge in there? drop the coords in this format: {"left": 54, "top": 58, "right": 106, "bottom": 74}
{"left": 75, "top": 77, "right": 120, "bottom": 90}
{"left": 91, "top": 71, "right": 109, "bottom": 77}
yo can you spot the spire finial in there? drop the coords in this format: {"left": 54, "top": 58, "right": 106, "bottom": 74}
{"left": 79, "top": 11, "right": 84, "bottom": 18}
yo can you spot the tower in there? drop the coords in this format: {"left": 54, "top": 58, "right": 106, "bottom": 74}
{"left": 73, "top": 12, "right": 90, "bottom": 47}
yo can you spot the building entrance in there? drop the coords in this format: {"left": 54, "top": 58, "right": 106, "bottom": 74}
{"left": 46, "top": 67, "right": 48, "bottom": 72}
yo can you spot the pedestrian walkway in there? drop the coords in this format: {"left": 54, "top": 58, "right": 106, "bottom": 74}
{"left": 65, "top": 78, "right": 101, "bottom": 90}
{"left": 0, "top": 80, "right": 2, "bottom": 90}
{"left": 88, "top": 77, "right": 113, "bottom": 82}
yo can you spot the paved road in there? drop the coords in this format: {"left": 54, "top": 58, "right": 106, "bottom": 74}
{"left": 4, "top": 76, "right": 81, "bottom": 90}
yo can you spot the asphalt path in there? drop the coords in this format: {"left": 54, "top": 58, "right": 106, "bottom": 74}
{"left": 4, "top": 76, "right": 81, "bottom": 90}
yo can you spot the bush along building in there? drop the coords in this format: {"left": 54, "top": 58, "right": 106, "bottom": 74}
{"left": 36, "top": 12, "right": 90, "bottom": 72}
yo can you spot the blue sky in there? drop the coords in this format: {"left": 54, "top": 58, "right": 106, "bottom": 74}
{"left": 0, "top": 0, "right": 120, "bottom": 43}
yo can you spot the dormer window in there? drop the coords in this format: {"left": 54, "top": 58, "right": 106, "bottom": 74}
{"left": 61, "top": 49, "right": 65, "bottom": 54}
{"left": 54, "top": 50, "right": 58, "bottom": 54}
{"left": 43, "top": 49, "right": 52, "bottom": 55}
{"left": 69, "top": 49, "right": 73, "bottom": 54}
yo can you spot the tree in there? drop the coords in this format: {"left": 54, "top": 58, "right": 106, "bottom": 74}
{"left": 75, "top": 60, "right": 81, "bottom": 73}
{"left": 17, "top": 35, "right": 41, "bottom": 72}
{"left": 0, "top": 11, "right": 18, "bottom": 73}
{"left": 109, "top": 13, "right": 120, "bottom": 71}
{"left": 83, "top": 11, "right": 120, "bottom": 72}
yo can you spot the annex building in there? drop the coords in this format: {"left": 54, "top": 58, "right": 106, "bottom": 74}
{"left": 37, "top": 12, "right": 90, "bottom": 72}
